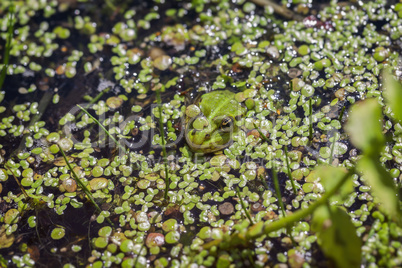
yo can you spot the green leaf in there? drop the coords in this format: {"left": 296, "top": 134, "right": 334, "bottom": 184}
{"left": 345, "top": 98, "right": 384, "bottom": 156}
{"left": 316, "top": 166, "right": 354, "bottom": 204}
{"left": 357, "top": 156, "right": 400, "bottom": 220}
{"left": 383, "top": 70, "right": 402, "bottom": 122}
{"left": 312, "top": 206, "right": 361, "bottom": 268}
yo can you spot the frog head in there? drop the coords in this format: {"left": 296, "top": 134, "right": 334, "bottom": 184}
{"left": 185, "top": 90, "right": 246, "bottom": 153}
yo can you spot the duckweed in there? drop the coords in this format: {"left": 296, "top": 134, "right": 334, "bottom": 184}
{"left": 0, "top": 0, "right": 401, "bottom": 267}
{"left": 51, "top": 227, "right": 66, "bottom": 240}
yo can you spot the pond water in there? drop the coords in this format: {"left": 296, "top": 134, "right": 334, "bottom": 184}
{"left": 0, "top": 0, "right": 401, "bottom": 267}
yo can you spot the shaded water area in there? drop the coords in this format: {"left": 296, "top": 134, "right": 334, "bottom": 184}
{"left": 0, "top": 0, "right": 402, "bottom": 267}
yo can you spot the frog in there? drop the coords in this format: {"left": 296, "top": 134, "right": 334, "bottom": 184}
{"left": 185, "top": 90, "right": 246, "bottom": 153}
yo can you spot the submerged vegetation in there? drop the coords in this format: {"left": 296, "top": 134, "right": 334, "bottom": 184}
{"left": 0, "top": 0, "right": 401, "bottom": 267}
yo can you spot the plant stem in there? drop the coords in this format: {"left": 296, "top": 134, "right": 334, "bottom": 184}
{"left": 329, "top": 132, "right": 338, "bottom": 165}
{"left": 76, "top": 87, "right": 111, "bottom": 119}
{"left": 156, "top": 89, "right": 170, "bottom": 201}
{"left": 205, "top": 168, "right": 354, "bottom": 249}
{"left": 284, "top": 147, "right": 297, "bottom": 194}
{"left": 250, "top": 0, "right": 304, "bottom": 21}
{"left": 58, "top": 145, "right": 114, "bottom": 227}
{"left": 236, "top": 186, "right": 254, "bottom": 225}
{"left": 5, "top": 166, "right": 29, "bottom": 199}
{"left": 77, "top": 104, "right": 127, "bottom": 154}
{"left": 258, "top": 169, "right": 353, "bottom": 237}
{"left": 272, "top": 163, "right": 286, "bottom": 217}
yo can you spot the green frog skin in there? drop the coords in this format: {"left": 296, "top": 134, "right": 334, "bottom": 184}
{"left": 185, "top": 90, "right": 246, "bottom": 153}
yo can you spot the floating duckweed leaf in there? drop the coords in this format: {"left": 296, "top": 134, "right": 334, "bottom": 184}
{"left": 46, "top": 132, "right": 60, "bottom": 143}
{"left": 185, "top": 104, "right": 201, "bottom": 118}
{"left": 145, "top": 233, "right": 165, "bottom": 247}
{"left": 94, "top": 237, "right": 108, "bottom": 249}
{"left": 162, "top": 219, "right": 177, "bottom": 233}
{"left": 58, "top": 138, "right": 73, "bottom": 151}
{"left": 137, "top": 179, "right": 150, "bottom": 189}
{"left": 54, "top": 156, "right": 74, "bottom": 166}
{"left": 106, "top": 96, "right": 123, "bottom": 109}
{"left": 298, "top": 45, "right": 310, "bottom": 56}
{"left": 145, "top": 173, "right": 159, "bottom": 181}
{"left": 51, "top": 227, "right": 65, "bottom": 240}
{"left": 120, "top": 239, "right": 135, "bottom": 253}
{"left": 235, "top": 92, "right": 246, "bottom": 102}
{"left": 92, "top": 166, "right": 103, "bottom": 177}
{"left": 218, "top": 202, "right": 234, "bottom": 215}
{"left": 198, "top": 226, "right": 211, "bottom": 239}
{"left": 98, "top": 226, "right": 112, "bottom": 237}
{"left": 62, "top": 178, "right": 77, "bottom": 193}
{"left": 89, "top": 178, "right": 109, "bottom": 191}
{"left": 243, "top": 89, "right": 257, "bottom": 99}
{"left": 0, "top": 169, "right": 8, "bottom": 182}
{"left": 28, "top": 216, "right": 36, "bottom": 228}
{"left": 132, "top": 105, "right": 142, "bottom": 112}
{"left": 373, "top": 46, "right": 389, "bottom": 62}
{"left": 71, "top": 245, "right": 82, "bottom": 252}
{"left": 210, "top": 155, "right": 227, "bottom": 167}
{"left": 217, "top": 254, "right": 231, "bottom": 268}
{"left": 4, "top": 209, "right": 19, "bottom": 224}
{"left": 0, "top": 226, "right": 14, "bottom": 249}
{"left": 153, "top": 55, "right": 172, "bottom": 71}
{"left": 165, "top": 231, "right": 180, "bottom": 244}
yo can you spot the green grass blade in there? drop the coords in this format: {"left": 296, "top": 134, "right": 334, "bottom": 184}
{"left": 235, "top": 186, "right": 254, "bottom": 225}
{"left": 271, "top": 163, "right": 286, "bottom": 217}
{"left": 77, "top": 104, "right": 127, "bottom": 154}
{"left": 284, "top": 147, "right": 297, "bottom": 194}
{"left": 156, "top": 89, "right": 170, "bottom": 201}
{"left": 58, "top": 145, "right": 114, "bottom": 227}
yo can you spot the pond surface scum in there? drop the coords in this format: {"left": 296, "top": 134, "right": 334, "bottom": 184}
{"left": 0, "top": 0, "right": 402, "bottom": 267}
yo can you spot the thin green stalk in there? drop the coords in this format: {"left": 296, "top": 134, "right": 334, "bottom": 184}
{"left": 250, "top": 0, "right": 303, "bottom": 21}
{"left": 253, "top": 123, "right": 269, "bottom": 142}
{"left": 5, "top": 166, "right": 29, "bottom": 199}
{"left": 0, "top": 4, "right": 15, "bottom": 90}
{"left": 236, "top": 187, "right": 254, "bottom": 225}
{"left": 259, "top": 174, "right": 269, "bottom": 190}
{"left": 338, "top": 106, "right": 346, "bottom": 122}
{"left": 261, "top": 169, "right": 353, "bottom": 236}
{"left": 309, "top": 98, "right": 313, "bottom": 144}
{"left": 58, "top": 145, "right": 114, "bottom": 227}
{"left": 156, "top": 89, "right": 170, "bottom": 200}
{"left": 205, "top": 168, "right": 354, "bottom": 250}
{"left": 284, "top": 147, "right": 297, "bottom": 194}
{"left": 77, "top": 104, "right": 127, "bottom": 154}
{"left": 76, "top": 87, "right": 111, "bottom": 119}
{"left": 105, "top": 0, "right": 117, "bottom": 11}
{"left": 271, "top": 163, "right": 286, "bottom": 217}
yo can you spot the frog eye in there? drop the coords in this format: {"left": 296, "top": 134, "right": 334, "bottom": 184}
{"left": 220, "top": 116, "right": 234, "bottom": 131}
